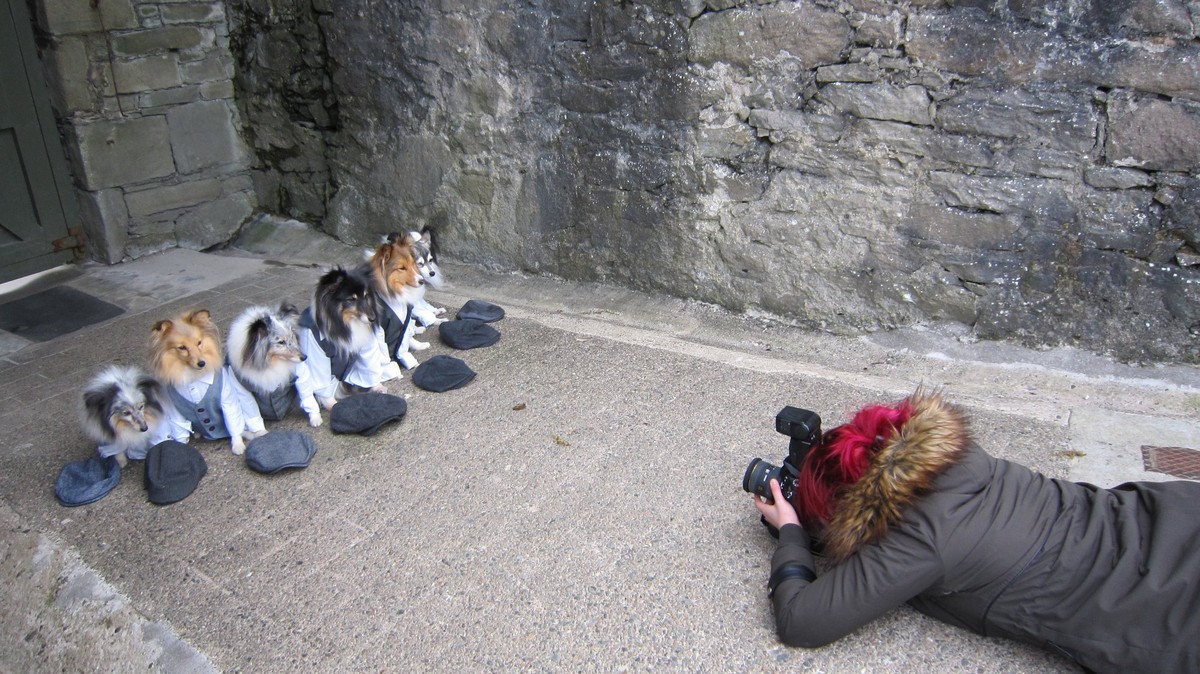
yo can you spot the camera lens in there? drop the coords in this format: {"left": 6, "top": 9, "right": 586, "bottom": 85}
{"left": 743, "top": 457, "right": 781, "bottom": 501}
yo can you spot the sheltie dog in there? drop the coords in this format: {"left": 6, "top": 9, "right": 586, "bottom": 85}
{"left": 227, "top": 302, "right": 322, "bottom": 427}
{"left": 296, "top": 266, "right": 387, "bottom": 417}
{"left": 409, "top": 227, "right": 447, "bottom": 327}
{"left": 81, "top": 365, "right": 171, "bottom": 467}
{"left": 367, "top": 232, "right": 429, "bottom": 369}
{"left": 150, "top": 309, "right": 264, "bottom": 454}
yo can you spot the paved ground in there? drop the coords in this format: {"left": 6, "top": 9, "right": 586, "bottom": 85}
{"left": 1, "top": 219, "right": 1198, "bottom": 673}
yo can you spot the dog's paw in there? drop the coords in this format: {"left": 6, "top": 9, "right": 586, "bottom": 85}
{"left": 115, "top": 452, "right": 128, "bottom": 469}
{"left": 231, "top": 439, "right": 246, "bottom": 456}
{"left": 246, "top": 429, "right": 268, "bottom": 440}
{"left": 369, "top": 384, "right": 386, "bottom": 394}
{"left": 413, "top": 325, "right": 427, "bottom": 335}
{"left": 318, "top": 395, "right": 337, "bottom": 410}
{"left": 411, "top": 339, "right": 430, "bottom": 351}
{"left": 399, "top": 353, "right": 418, "bottom": 369}
{"left": 308, "top": 413, "right": 323, "bottom": 428}
{"left": 433, "top": 306, "right": 447, "bottom": 315}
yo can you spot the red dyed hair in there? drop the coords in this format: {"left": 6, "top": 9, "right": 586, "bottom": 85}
{"left": 793, "top": 400, "right": 913, "bottom": 527}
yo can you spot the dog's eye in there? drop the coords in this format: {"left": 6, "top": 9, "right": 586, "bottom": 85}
{"left": 176, "top": 345, "right": 188, "bottom": 352}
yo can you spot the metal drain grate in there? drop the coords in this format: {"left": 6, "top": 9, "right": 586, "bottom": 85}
{"left": 1141, "top": 446, "right": 1200, "bottom": 480}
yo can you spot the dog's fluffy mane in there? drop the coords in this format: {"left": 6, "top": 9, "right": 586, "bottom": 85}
{"left": 227, "top": 303, "right": 304, "bottom": 394}
{"left": 81, "top": 364, "right": 166, "bottom": 448}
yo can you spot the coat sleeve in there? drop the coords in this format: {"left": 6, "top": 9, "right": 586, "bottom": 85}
{"left": 770, "top": 523, "right": 944, "bottom": 647}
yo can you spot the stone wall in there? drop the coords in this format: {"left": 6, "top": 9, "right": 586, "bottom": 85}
{"left": 273, "top": 0, "right": 1199, "bottom": 364}
{"left": 39, "top": 0, "right": 1198, "bottom": 363}
{"left": 34, "top": 0, "right": 255, "bottom": 263}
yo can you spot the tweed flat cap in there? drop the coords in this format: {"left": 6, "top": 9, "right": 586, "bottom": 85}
{"left": 456, "top": 299, "right": 505, "bottom": 322}
{"left": 144, "top": 441, "right": 207, "bottom": 505}
{"left": 439, "top": 319, "right": 500, "bottom": 349}
{"left": 412, "top": 354, "right": 476, "bottom": 392}
{"left": 245, "top": 430, "right": 318, "bottom": 474}
{"left": 330, "top": 392, "right": 408, "bottom": 435}
{"left": 55, "top": 455, "right": 122, "bottom": 507}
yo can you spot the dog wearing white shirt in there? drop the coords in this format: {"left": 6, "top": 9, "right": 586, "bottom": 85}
{"left": 150, "top": 309, "right": 265, "bottom": 455}
{"left": 295, "top": 267, "right": 388, "bottom": 422}
{"left": 81, "top": 364, "right": 176, "bottom": 468}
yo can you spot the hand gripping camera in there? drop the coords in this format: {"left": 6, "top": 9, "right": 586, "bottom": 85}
{"left": 742, "top": 406, "right": 822, "bottom": 504}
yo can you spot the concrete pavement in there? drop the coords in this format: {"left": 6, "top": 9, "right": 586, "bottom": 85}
{"left": 1, "top": 220, "right": 1197, "bottom": 673}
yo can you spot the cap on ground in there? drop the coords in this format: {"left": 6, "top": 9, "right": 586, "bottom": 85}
{"left": 439, "top": 318, "right": 500, "bottom": 349}
{"left": 330, "top": 392, "right": 408, "bottom": 435}
{"left": 143, "top": 441, "right": 207, "bottom": 505}
{"left": 456, "top": 299, "right": 505, "bottom": 322}
{"left": 412, "top": 354, "right": 476, "bottom": 392}
{"left": 245, "top": 430, "right": 318, "bottom": 474}
{"left": 55, "top": 455, "right": 122, "bottom": 507}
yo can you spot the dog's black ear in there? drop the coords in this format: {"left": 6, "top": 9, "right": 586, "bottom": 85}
{"left": 136, "top": 375, "right": 166, "bottom": 412}
{"left": 84, "top": 383, "right": 118, "bottom": 418}
{"left": 421, "top": 226, "right": 439, "bottom": 256}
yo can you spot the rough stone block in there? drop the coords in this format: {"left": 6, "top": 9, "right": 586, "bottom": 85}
{"left": 140, "top": 85, "right": 202, "bottom": 109}
{"left": 1083, "top": 167, "right": 1154, "bottom": 190}
{"left": 817, "top": 83, "right": 933, "bottom": 125}
{"left": 1106, "top": 96, "right": 1200, "bottom": 172}
{"left": 200, "top": 80, "right": 235, "bottom": 100}
{"left": 77, "top": 188, "right": 129, "bottom": 264}
{"left": 689, "top": 3, "right": 850, "bottom": 69}
{"left": 174, "top": 191, "right": 255, "bottom": 250}
{"left": 167, "top": 99, "right": 250, "bottom": 174}
{"left": 181, "top": 53, "right": 233, "bottom": 83}
{"left": 124, "top": 179, "right": 222, "bottom": 217}
{"left": 46, "top": 37, "right": 94, "bottom": 113}
{"left": 906, "top": 204, "right": 1022, "bottom": 249}
{"left": 111, "top": 53, "right": 182, "bottom": 94}
{"left": 38, "top": 0, "right": 137, "bottom": 35}
{"left": 111, "top": 26, "right": 209, "bottom": 56}
{"left": 698, "top": 121, "right": 757, "bottom": 159}
{"left": 161, "top": 2, "right": 225, "bottom": 24}
{"left": 74, "top": 117, "right": 175, "bottom": 190}
{"left": 1091, "top": 43, "right": 1200, "bottom": 101}
{"left": 816, "top": 63, "right": 879, "bottom": 83}
{"left": 937, "top": 87, "right": 1098, "bottom": 153}
{"left": 907, "top": 13, "right": 1045, "bottom": 81}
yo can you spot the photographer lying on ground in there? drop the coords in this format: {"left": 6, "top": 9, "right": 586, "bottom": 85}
{"left": 748, "top": 388, "right": 1200, "bottom": 673}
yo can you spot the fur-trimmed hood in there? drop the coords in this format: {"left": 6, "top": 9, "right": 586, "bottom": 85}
{"left": 821, "top": 389, "right": 971, "bottom": 562}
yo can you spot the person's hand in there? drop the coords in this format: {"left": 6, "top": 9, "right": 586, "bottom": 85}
{"left": 753, "top": 479, "right": 801, "bottom": 531}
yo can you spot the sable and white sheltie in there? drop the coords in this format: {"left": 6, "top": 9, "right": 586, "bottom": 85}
{"left": 150, "top": 309, "right": 263, "bottom": 454}
{"left": 409, "top": 227, "right": 447, "bottom": 326}
{"left": 296, "top": 266, "right": 387, "bottom": 415}
{"left": 227, "top": 302, "right": 323, "bottom": 427}
{"left": 367, "top": 232, "right": 429, "bottom": 369}
{"left": 81, "top": 364, "right": 170, "bottom": 467}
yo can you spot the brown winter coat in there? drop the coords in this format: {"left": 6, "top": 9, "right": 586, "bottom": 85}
{"left": 769, "top": 390, "right": 1200, "bottom": 673}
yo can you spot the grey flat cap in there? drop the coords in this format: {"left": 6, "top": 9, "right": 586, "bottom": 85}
{"left": 245, "top": 430, "right": 318, "bottom": 474}
{"left": 55, "top": 455, "right": 122, "bottom": 507}
{"left": 330, "top": 393, "right": 408, "bottom": 435}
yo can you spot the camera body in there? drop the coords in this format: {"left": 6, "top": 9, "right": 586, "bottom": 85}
{"left": 743, "top": 406, "right": 821, "bottom": 504}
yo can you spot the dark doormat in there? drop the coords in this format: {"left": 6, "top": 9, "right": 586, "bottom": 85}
{"left": 0, "top": 286, "right": 125, "bottom": 342}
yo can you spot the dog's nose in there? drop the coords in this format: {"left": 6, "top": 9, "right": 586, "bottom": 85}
{"left": 299, "top": 353, "right": 307, "bottom": 361}
{"left": 196, "top": 360, "right": 206, "bottom": 368}
{"left": 137, "top": 421, "right": 149, "bottom": 432}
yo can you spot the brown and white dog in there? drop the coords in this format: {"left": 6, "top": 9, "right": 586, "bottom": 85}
{"left": 150, "top": 309, "right": 264, "bottom": 454}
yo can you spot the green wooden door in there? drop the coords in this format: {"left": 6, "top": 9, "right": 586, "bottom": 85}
{"left": 0, "top": 0, "right": 81, "bottom": 284}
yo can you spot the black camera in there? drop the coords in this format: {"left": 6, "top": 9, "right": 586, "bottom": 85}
{"left": 743, "top": 406, "right": 822, "bottom": 504}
